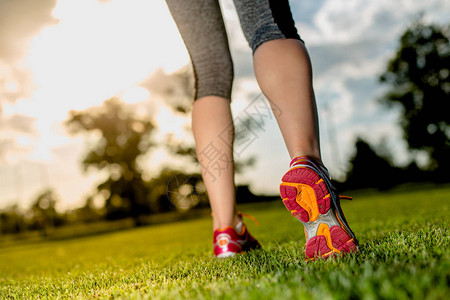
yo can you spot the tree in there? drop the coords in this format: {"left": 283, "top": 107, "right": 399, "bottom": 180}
{"left": 148, "top": 168, "right": 208, "bottom": 213}
{"left": 380, "top": 21, "right": 450, "bottom": 172}
{"left": 341, "top": 137, "right": 430, "bottom": 191}
{"left": 71, "top": 196, "right": 104, "bottom": 223}
{"left": 343, "top": 138, "right": 399, "bottom": 190}
{"left": 66, "top": 98, "right": 155, "bottom": 223}
{"left": 29, "top": 189, "right": 62, "bottom": 236}
{"left": 0, "top": 205, "right": 26, "bottom": 235}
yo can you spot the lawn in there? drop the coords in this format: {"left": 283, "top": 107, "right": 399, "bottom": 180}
{"left": 1, "top": 185, "right": 449, "bottom": 299}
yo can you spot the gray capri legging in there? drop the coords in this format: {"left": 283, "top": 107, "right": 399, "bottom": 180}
{"left": 165, "top": 0, "right": 302, "bottom": 100}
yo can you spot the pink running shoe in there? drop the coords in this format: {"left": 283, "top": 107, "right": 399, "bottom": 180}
{"left": 213, "top": 217, "right": 261, "bottom": 258}
{"left": 280, "top": 156, "right": 358, "bottom": 260}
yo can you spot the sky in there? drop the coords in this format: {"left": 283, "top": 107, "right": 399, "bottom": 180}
{"left": 0, "top": 0, "right": 449, "bottom": 211}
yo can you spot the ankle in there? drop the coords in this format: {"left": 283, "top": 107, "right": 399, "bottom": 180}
{"left": 290, "top": 155, "right": 321, "bottom": 167}
{"left": 213, "top": 212, "right": 241, "bottom": 231}
{"left": 291, "top": 152, "right": 321, "bottom": 161}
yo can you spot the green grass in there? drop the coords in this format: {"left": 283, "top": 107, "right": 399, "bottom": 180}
{"left": 1, "top": 185, "right": 449, "bottom": 299}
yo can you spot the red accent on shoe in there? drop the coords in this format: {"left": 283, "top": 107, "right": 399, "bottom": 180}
{"left": 305, "top": 236, "right": 332, "bottom": 259}
{"left": 213, "top": 224, "right": 260, "bottom": 258}
{"left": 329, "top": 226, "right": 358, "bottom": 253}
{"left": 280, "top": 167, "right": 328, "bottom": 222}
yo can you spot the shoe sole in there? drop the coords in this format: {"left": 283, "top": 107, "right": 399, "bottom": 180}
{"left": 280, "top": 167, "right": 358, "bottom": 260}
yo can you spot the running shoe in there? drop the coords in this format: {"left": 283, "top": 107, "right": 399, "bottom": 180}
{"left": 279, "top": 156, "right": 358, "bottom": 260}
{"left": 213, "top": 215, "right": 261, "bottom": 258}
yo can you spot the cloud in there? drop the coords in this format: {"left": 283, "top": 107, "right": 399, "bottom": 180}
{"left": 0, "top": 0, "right": 57, "bottom": 117}
{"left": 0, "top": 61, "right": 34, "bottom": 107}
{"left": 0, "top": 138, "right": 16, "bottom": 161}
{"left": 299, "top": 0, "right": 450, "bottom": 84}
{"left": 0, "top": 137, "right": 32, "bottom": 163}
{"left": 0, "top": 0, "right": 58, "bottom": 63}
{"left": 219, "top": 0, "right": 249, "bottom": 51}
{"left": 0, "top": 114, "right": 36, "bottom": 134}
{"left": 290, "top": 0, "right": 327, "bottom": 26}
{"left": 0, "top": 113, "right": 36, "bottom": 165}
{"left": 300, "top": 0, "right": 449, "bottom": 45}
{"left": 139, "top": 67, "right": 195, "bottom": 114}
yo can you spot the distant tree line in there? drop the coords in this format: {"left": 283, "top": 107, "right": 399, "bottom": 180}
{"left": 337, "top": 21, "right": 450, "bottom": 191}
{"left": 1, "top": 190, "right": 65, "bottom": 236}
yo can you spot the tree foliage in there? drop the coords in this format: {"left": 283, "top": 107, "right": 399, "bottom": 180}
{"left": 0, "top": 205, "right": 26, "bottom": 234}
{"left": 66, "top": 98, "right": 155, "bottom": 222}
{"left": 29, "top": 189, "right": 63, "bottom": 235}
{"left": 343, "top": 138, "right": 397, "bottom": 190}
{"left": 380, "top": 21, "right": 450, "bottom": 170}
{"left": 148, "top": 168, "right": 208, "bottom": 213}
{"left": 66, "top": 98, "right": 154, "bottom": 173}
{"left": 1, "top": 189, "right": 64, "bottom": 235}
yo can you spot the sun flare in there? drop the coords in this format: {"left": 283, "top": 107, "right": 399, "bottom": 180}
{"left": 25, "top": 0, "right": 188, "bottom": 114}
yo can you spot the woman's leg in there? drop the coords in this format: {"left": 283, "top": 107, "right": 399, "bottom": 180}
{"left": 166, "top": 0, "right": 238, "bottom": 230}
{"left": 253, "top": 39, "right": 321, "bottom": 161}
{"left": 192, "top": 96, "right": 239, "bottom": 230}
{"left": 233, "top": 0, "right": 320, "bottom": 161}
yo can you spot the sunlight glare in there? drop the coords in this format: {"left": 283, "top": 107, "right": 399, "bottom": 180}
{"left": 155, "top": 104, "right": 190, "bottom": 142}
{"left": 120, "top": 86, "right": 150, "bottom": 104}
{"left": 5, "top": 81, "right": 19, "bottom": 93}
{"left": 26, "top": 0, "right": 188, "bottom": 115}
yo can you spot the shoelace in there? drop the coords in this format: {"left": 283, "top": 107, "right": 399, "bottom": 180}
{"left": 238, "top": 212, "right": 260, "bottom": 226}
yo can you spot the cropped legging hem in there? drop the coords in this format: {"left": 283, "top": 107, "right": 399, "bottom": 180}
{"left": 166, "top": 0, "right": 302, "bottom": 101}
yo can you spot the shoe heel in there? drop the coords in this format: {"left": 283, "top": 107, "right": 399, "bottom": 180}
{"left": 305, "top": 224, "right": 358, "bottom": 260}
{"left": 280, "top": 168, "right": 331, "bottom": 222}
